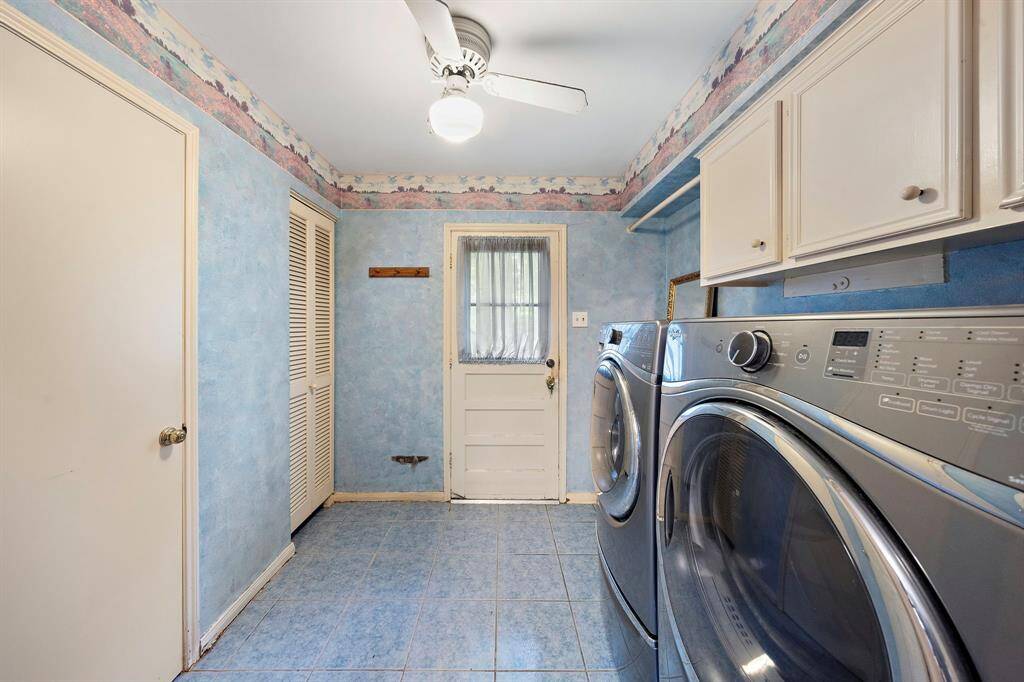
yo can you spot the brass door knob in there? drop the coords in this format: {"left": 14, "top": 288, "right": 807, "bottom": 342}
{"left": 159, "top": 425, "right": 187, "bottom": 446}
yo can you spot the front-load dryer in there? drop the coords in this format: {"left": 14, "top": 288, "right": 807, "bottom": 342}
{"left": 656, "top": 307, "right": 1024, "bottom": 681}
{"left": 590, "top": 321, "right": 667, "bottom": 680}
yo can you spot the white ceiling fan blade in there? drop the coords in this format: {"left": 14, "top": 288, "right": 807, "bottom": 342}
{"left": 404, "top": 0, "right": 463, "bottom": 64}
{"left": 479, "top": 73, "right": 588, "bottom": 114}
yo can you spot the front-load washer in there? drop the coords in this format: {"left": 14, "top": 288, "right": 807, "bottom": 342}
{"left": 590, "top": 321, "right": 667, "bottom": 680}
{"left": 656, "top": 307, "right": 1024, "bottom": 682}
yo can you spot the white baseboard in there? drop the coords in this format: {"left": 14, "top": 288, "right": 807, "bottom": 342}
{"left": 199, "top": 542, "right": 295, "bottom": 652}
{"left": 331, "top": 491, "right": 447, "bottom": 502}
{"left": 330, "top": 491, "right": 595, "bottom": 503}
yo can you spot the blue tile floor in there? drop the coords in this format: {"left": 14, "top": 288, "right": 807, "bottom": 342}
{"left": 180, "top": 502, "right": 647, "bottom": 682}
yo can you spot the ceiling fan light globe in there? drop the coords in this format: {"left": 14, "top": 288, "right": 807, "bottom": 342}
{"left": 429, "top": 94, "right": 483, "bottom": 143}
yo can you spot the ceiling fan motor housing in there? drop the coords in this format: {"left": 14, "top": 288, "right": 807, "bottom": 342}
{"left": 428, "top": 16, "right": 491, "bottom": 81}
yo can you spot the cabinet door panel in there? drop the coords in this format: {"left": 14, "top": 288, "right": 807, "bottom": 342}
{"left": 789, "top": 0, "right": 967, "bottom": 257}
{"left": 699, "top": 100, "right": 782, "bottom": 279}
{"left": 999, "top": 0, "right": 1024, "bottom": 209}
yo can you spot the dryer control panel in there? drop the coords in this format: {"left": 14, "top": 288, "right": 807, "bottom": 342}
{"left": 665, "top": 308, "right": 1024, "bottom": 492}
{"left": 599, "top": 321, "right": 666, "bottom": 377}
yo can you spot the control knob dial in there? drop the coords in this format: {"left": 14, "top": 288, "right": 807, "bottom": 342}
{"left": 727, "top": 330, "right": 772, "bottom": 372}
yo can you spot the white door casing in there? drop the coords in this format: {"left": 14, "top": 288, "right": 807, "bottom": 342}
{"left": 288, "top": 195, "right": 335, "bottom": 530}
{"left": 0, "top": 7, "right": 199, "bottom": 678}
{"left": 443, "top": 224, "right": 568, "bottom": 501}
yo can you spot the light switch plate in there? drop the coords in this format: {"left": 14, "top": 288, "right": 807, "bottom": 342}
{"left": 572, "top": 311, "right": 588, "bottom": 328}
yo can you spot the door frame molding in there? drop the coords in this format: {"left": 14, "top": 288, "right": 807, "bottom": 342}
{"left": 442, "top": 223, "right": 569, "bottom": 502}
{"left": 1, "top": 5, "right": 202, "bottom": 668}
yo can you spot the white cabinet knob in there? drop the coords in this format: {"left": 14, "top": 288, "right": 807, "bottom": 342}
{"left": 751, "top": 239, "right": 765, "bottom": 248}
{"left": 901, "top": 185, "right": 924, "bottom": 200}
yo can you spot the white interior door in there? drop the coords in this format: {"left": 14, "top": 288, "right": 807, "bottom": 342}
{"left": 288, "top": 196, "right": 334, "bottom": 530}
{"left": 447, "top": 226, "right": 565, "bottom": 500}
{"left": 1, "top": 22, "right": 190, "bottom": 681}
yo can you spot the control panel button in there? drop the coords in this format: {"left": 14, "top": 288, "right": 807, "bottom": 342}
{"left": 727, "top": 330, "right": 772, "bottom": 372}
{"left": 908, "top": 375, "right": 951, "bottom": 392}
{"left": 795, "top": 348, "right": 811, "bottom": 365}
{"left": 871, "top": 370, "right": 906, "bottom": 386}
{"left": 916, "top": 401, "right": 961, "bottom": 421}
{"left": 953, "top": 380, "right": 1005, "bottom": 400}
{"left": 963, "top": 408, "right": 1016, "bottom": 431}
{"left": 1008, "top": 385, "right": 1024, "bottom": 403}
{"left": 878, "top": 394, "right": 915, "bottom": 412}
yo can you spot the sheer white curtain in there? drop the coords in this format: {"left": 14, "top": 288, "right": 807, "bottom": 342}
{"left": 458, "top": 236, "right": 551, "bottom": 363}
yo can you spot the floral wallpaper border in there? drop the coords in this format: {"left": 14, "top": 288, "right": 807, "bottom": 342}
{"left": 620, "top": 0, "right": 842, "bottom": 206}
{"left": 48, "top": 0, "right": 624, "bottom": 211}
{"left": 45, "top": 0, "right": 846, "bottom": 212}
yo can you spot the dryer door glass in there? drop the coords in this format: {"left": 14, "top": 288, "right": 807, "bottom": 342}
{"left": 659, "top": 408, "right": 889, "bottom": 681}
{"left": 590, "top": 360, "right": 641, "bottom": 519}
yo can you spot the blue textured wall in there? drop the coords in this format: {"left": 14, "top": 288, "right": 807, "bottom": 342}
{"left": 335, "top": 210, "right": 667, "bottom": 494}
{"left": 8, "top": 1, "right": 338, "bottom": 632}
{"left": 662, "top": 209, "right": 1024, "bottom": 316}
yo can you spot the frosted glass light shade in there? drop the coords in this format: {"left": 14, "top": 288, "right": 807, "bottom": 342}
{"left": 429, "top": 94, "right": 483, "bottom": 143}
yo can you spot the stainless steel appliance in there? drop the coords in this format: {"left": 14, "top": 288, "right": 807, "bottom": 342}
{"left": 591, "top": 321, "right": 667, "bottom": 680}
{"left": 657, "top": 307, "right": 1024, "bottom": 681}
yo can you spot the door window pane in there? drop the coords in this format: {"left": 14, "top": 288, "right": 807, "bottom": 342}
{"left": 458, "top": 236, "right": 550, "bottom": 363}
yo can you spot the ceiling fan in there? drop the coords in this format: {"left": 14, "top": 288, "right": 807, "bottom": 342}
{"left": 404, "top": 0, "right": 588, "bottom": 143}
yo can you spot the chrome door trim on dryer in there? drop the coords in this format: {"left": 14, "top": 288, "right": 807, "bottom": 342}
{"left": 663, "top": 379, "right": 1024, "bottom": 530}
{"left": 590, "top": 350, "right": 649, "bottom": 520}
{"left": 597, "top": 534, "right": 656, "bottom": 651}
{"left": 657, "top": 396, "right": 973, "bottom": 681}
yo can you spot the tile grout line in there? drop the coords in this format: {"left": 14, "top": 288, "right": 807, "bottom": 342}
{"left": 204, "top": 569, "right": 282, "bottom": 671}
{"left": 493, "top": 513, "right": 501, "bottom": 674}
{"left": 308, "top": 508, "right": 390, "bottom": 672}
{"left": 555, "top": 514, "right": 590, "bottom": 674}
{"left": 399, "top": 504, "right": 446, "bottom": 674}
{"left": 205, "top": 503, "right": 602, "bottom": 677}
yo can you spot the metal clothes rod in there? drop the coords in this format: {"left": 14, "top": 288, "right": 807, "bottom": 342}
{"left": 626, "top": 174, "right": 700, "bottom": 233}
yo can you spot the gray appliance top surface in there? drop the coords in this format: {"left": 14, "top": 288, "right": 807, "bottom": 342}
{"left": 598, "top": 320, "right": 667, "bottom": 380}
{"left": 671, "top": 304, "right": 1024, "bottom": 323}
{"left": 663, "top": 307, "right": 1024, "bottom": 494}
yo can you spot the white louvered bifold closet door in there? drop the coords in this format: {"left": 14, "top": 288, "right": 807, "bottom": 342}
{"left": 288, "top": 196, "right": 335, "bottom": 531}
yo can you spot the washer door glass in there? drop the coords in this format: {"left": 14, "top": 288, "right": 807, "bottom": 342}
{"left": 659, "top": 408, "right": 889, "bottom": 681}
{"left": 590, "top": 359, "right": 641, "bottom": 519}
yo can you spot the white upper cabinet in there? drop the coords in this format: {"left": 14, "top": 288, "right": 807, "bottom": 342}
{"left": 787, "top": 0, "right": 968, "bottom": 257}
{"left": 691, "top": 0, "right": 1024, "bottom": 286}
{"left": 999, "top": 0, "right": 1024, "bottom": 210}
{"left": 699, "top": 100, "right": 783, "bottom": 279}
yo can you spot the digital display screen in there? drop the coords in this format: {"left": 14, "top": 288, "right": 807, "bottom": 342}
{"left": 832, "top": 330, "right": 870, "bottom": 347}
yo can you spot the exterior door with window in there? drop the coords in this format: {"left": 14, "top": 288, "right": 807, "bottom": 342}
{"left": 447, "top": 227, "right": 564, "bottom": 500}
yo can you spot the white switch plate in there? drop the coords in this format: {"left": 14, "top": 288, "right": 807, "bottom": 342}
{"left": 572, "top": 311, "right": 588, "bottom": 328}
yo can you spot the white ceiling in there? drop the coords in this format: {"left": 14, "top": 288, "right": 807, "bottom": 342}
{"left": 163, "top": 0, "right": 755, "bottom": 177}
